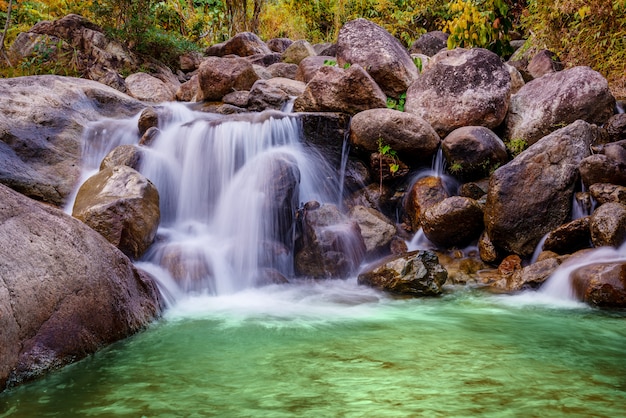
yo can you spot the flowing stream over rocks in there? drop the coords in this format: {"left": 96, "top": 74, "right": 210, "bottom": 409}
{"left": 4, "top": 104, "right": 624, "bottom": 416}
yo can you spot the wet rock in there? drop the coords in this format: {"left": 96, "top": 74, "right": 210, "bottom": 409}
{"left": 349, "top": 108, "right": 440, "bottom": 165}
{"left": 498, "top": 255, "right": 522, "bottom": 276}
{"left": 543, "top": 217, "right": 592, "bottom": 255}
{"left": 267, "top": 62, "right": 299, "bottom": 79}
{"left": 295, "top": 55, "right": 336, "bottom": 83}
{"left": 337, "top": 18, "right": 418, "bottom": 98}
{"left": 504, "top": 66, "right": 615, "bottom": 146}
{"left": 72, "top": 166, "right": 160, "bottom": 259}
{"left": 197, "top": 56, "right": 259, "bottom": 101}
{"left": 589, "top": 183, "right": 626, "bottom": 205}
{"left": 348, "top": 205, "right": 397, "bottom": 257}
{"left": 404, "top": 176, "right": 450, "bottom": 231}
{"left": 484, "top": 121, "right": 598, "bottom": 257}
{"left": 442, "top": 126, "right": 509, "bottom": 181}
{"left": 139, "top": 127, "right": 160, "bottom": 147}
{"left": 157, "top": 244, "right": 214, "bottom": 292}
{"left": 421, "top": 196, "right": 484, "bottom": 248}
{"left": 459, "top": 181, "right": 488, "bottom": 200}
{"left": 498, "top": 257, "right": 560, "bottom": 292}
{"left": 358, "top": 250, "right": 447, "bottom": 296}
{"left": 571, "top": 262, "right": 626, "bottom": 307}
{"left": 0, "top": 75, "right": 143, "bottom": 207}
{"left": 267, "top": 37, "right": 293, "bottom": 53}
{"left": 0, "top": 184, "right": 162, "bottom": 390}
{"left": 409, "top": 31, "right": 448, "bottom": 56}
{"left": 99, "top": 144, "right": 143, "bottom": 171}
{"left": 138, "top": 107, "right": 159, "bottom": 135}
{"left": 478, "top": 231, "right": 499, "bottom": 263}
{"left": 527, "top": 49, "right": 563, "bottom": 79}
{"left": 605, "top": 113, "right": 626, "bottom": 142}
{"left": 345, "top": 183, "right": 393, "bottom": 212}
{"left": 223, "top": 90, "right": 250, "bottom": 107}
{"left": 293, "top": 64, "right": 387, "bottom": 115}
{"left": 282, "top": 40, "right": 317, "bottom": 64}
{"left": 589, "top": 202, "right": 626, "bottom": 247}
{"left": 368, "top": 152, "right": 410, "bottom": 183}
{"left": 295, "top": 202, "right": 366, "bottom": 278}
{"left": 298, "top": 111, "right": 351, "bottom": 167}
{"left": 580, "top": 144, "right": 626, "bottom": 187}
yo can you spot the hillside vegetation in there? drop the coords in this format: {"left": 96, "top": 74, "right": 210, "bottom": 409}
{"left": 1, "top": 0, "right": 624, "bottom": 97}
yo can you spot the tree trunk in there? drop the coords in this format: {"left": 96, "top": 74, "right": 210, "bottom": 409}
{"left": 0, "top": 0, "right": 13, "bottom": 66}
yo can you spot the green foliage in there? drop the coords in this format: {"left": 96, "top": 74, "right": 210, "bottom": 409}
{"left": 134, "top": 27, "right": 201, "bottom": 69}
{"left": 412, "top": 55, "right": 422, "bottom": 73}
{"left": 386, "top": 92, "right": 407, "bottom": 112}
{"left": 506, "top": 138, "right": 527, "bottom": 157}
{"left": 16, "top": 37, "right": 81, "bottom": 76}
{"left": 377, "top": 137, "right": 400, "bottom": 192}
{"left": 442, "top": 0, "right": 513, "bottom": 56}
{"left": 323, "top": 59, "right": 337, "bottom": 66}
{"left": 522, "top": 0, "right": 626, "bottom": 98}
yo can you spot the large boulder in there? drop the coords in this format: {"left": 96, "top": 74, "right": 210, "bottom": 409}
{"left": 358, "top": 250, "right": 448, "bottom": 296}
{"left": 421, "top": 196, "right": 484, "bottom": 248}
{"left": 336, "top": 18, "right": 419, "bottom": 98}
{"left": 0, "top": 75, "right": 144, "bottom": 207}
{"left": 409, "top": 31, "right": 448, "bottom": 56}
{"left": 589, "top": 202, "right": 626, "bottom": 247}
{"left": 442, "top": 126, "right": 509, "bottom": 181}
{"left": 571, "top": 262, "right": 626, "bottom": 308}
{"left": 504, "top": 66, "right": 615, "bottom": 146}
{"left": 542, "top": 217, "right": 592, "bottom": 255}
{"left": 197, "top": 56, "right": 259, "bottom": 101}
{"left": 125, "top": 72, "right": 176, "bottom": 103}
{"left": 295, "top": 202, "right": 366, "bottom": 278}
{"left": 579, "top": 142, "right": 626, "bottom": 187}
{"left": 295, "top": 55, "right": 336, "bottom": 83}
{"left": 349, "top": 108, "right": 440, "bottom": 165}
{"left": 404, "top": 176, "right": 450, "bottom": 231}
{"left": 484, "top": 121, "right": 599, "bottom": 256}
{"left": 282, "top": 40, "right": 317, "bottom": 65}
{"left": 293, "top": 64, "right": 387, "bottom": 115}
{"left": 211, "top": 32, "right": 272, "bottom": 57}
{"left": 72, "top": 166, "right": 160, "bottom": 259}
{"left": 0, "top": 184, "right": 162, "bottom": 390}
{"left": 348, "top": 205, "right": 397, "bottom": 257}
{"left": 405, "top": 48, "right": 511, "bottom": 137}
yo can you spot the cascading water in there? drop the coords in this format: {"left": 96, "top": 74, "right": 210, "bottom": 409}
{"left": 73, "top": 104, "right": 342, "bottom": 297}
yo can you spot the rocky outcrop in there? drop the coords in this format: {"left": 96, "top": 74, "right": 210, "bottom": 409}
{"left": 349, "top": 108, "right": 440, "bottom": 165}
{"left": 293, "top": 64, "right": 387, "bottom": 115}
{"left": 197, "top": 56, "right": 259, "bottom": 101}
{"left": 405, "top": 48, "right": 511, "bottom": 137}
{"left": 358, "top": 250, "right": 448, "bottom": 296}
{"left": 484, "top": 121, "right": 598, "bottom": 257}
{"left": 295, "top": 202, "right": 366, "bottom": 278}
{"left": 0, "top": 75, "right": 144, "bottom": 207}
{"left": 72, "top": 166, "right": 161, "bottom": 259}
{"left": 0, "top": 184, "right": 162, "bottom": 390}
{"left": 504, "top": 66, "right": 615, "bottom": 146}
{"left": 336, "top": 18, "right": 419, "bottom": 98}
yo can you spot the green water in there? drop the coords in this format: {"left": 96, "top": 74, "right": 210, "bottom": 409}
{"left": 1, "top": 281, "right": 625, "bottom": 418}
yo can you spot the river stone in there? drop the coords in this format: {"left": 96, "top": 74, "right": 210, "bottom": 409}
{"left": 0, "top": 75, "right": 144, "bottom": 207}
{"left": 282, "top": 40, "right": 317, "bottom": 65}
{"left": 125, "top": 72, "right": 176, "bottom": 103}
{"left": 478, "top": 231, "right": 498, "bottom": 263}
{"left": 268, "top": 62, "right": 298, "bottom": 79}
{"left": 571, "top": 262, "right": 626, "bottom": 307}
{"left": 176, "top": 74, "right": 199, "bottom": 102}
{"left": 349, "top": 108, "right": 440, "bottom": 165}
{"left": 589, "top": 183, "right": 626, "bottom": 206}
{"left": 348, "top": 205, "right": 397, "bottom": 257}
{"left": 484, "top": 120, "right": 598, "bottom": 257}
{"left": 493, "top": 257, "right": 560, "bottom": 292}
{"left": 404, "top": 176, "right": 450, "bottom": 231}
{"left": 293, "top": 64, "right": 387, "bottom": 115}
{"left": 247, "top": 80, "right": 289, "bottom": 111}
{"left": 405, "top": 48, "right": 511, "bottom": 138}
{"left": 579, "top": 144, "right": 626, "bottom": 187}
{"left": 0, "top": 184, "right": 162, "bottom": 390}
{"left": 605, "top": 114, "right": 626, "bottom": 142}
{"left": 409, "top": 31, "right": 448, "bottom": 56}
{"left": 421, "top": 196, "right": 484, "bottom": 248}
{"left": 295, "top": 55, "right": 337, "bottom": 83}
{"left": 72, "top": 166, "right": 160, "bottom": 259}
{"left": 218, "top": 32, "right": 272, "bottom": 57}
{"left": 357, "top": 250, "right": 448, "bottom": 296}
{"left": 442, "top": 126, "right": 509, "bottom": 181}
{"left": 197, "top": 56, "right": 259, "bottom": 101}
{"left": 267, "top": 37, "right": 293, "bottom": 53}
{"left": 295, "top": 202, "right": 366, "bottom": 279}
{"left": 527, "top": 49, "right": 563, "bottom": 79}
{"left": 139, "top": 127, "right": 160, "bottom": 147}
{"left": 138, "top": 107, "right": 159, "bottom": 135}
{"left": 99, "top": 144, "right": 144, "bottom": 171}
{"left": 589, "top": 202, "right": 626, "bottom": 247}
{"left": 505, "top": 63, "right": 526, "bottom": 94}
{"left": 542, "top": 217, "right": 592, "bottom": 255}
{"left": 337, "top": 18, "right": 418, "bottom": 98}
{"left": 504, "top": 66, "right": 615, "bottom": 146}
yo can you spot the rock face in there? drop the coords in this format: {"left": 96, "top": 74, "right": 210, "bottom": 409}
{"left": 295, "top": 202, "right": 366, "bottom": 278}
{"left": 484, "top": 121, "right": 598, "bottom": 257}
{"left": 405, "top": 48, "right": 511, "bottom": 137}
{"left": 0, "top": 75, "right": 144, "bottom": 207}
{"left": 349, "top": 108, "right": 440, "bottom": 165}
{"left": 571, "top": 262, "right": 626, "bottom": 307}
{"left": 504, "top": 66, "right": 615, "bottom": 146}
{"left": 72, "top": 166, "right": 161, "bottom": 259}
{"left": 336, "top": 18, "right": 419, "bottom": 98}
{"left": 358, "top": 250, "right": 448, "bottom": 296}
{"left": 197, "top": 56, "right": 259, "bottom": 101}
{"left": 442, "top": 126, "right": 509, "bottom": 181}
{"left": 0, "top": 184, "right": 162, "bottom": 390}
{"left": 422, "top": 196, "right": 484, "bottom": 248}
{"left": 293, "top": 64, "right": 387, "bottom": 115}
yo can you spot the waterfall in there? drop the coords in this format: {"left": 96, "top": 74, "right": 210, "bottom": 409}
{"left": 75, "top": 104, "right": 343, "bottom": 297}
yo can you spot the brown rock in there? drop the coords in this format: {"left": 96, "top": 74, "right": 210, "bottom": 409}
{"left": 404, "top": 176, "right": 450, "bottom": 231}
{"left": 543, "top": 217, "right": 592, "bottom": 255}
{"left": 99, "top": 144, "right": 143, "bottom": 171}
{"left": 197, "top": 56, "right": 259, "bottom": 101}
{"left": 571, "top": 262, "right": 626, "bottom": 307}
{"left": 589, "top": 202, "right": 626, "bottom": 247}
{"left": 422, "top": 196, "right": 484, "bottom": 248}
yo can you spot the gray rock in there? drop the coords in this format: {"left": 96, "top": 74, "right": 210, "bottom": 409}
{"left": 281, "top": 40, "right": 317, "bottom": 64}
{"left": 409, "top": 31, "right": 448, "bottom": 56}
{"left": 348, "top": 205, "right": 397, "bottom": 257}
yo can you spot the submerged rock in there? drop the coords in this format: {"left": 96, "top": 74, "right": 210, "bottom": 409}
{"left": 358, "top": 250, "right": 448, "bottom": 296}
{"left": 0, "top": 184, "right": 162, "bottom": 391}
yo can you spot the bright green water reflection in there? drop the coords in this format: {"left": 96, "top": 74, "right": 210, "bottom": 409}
{"left": 1, "top": 282, "right": 625, "bottom": 418}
